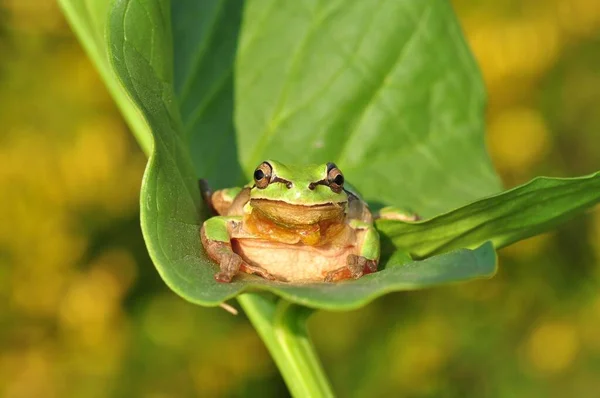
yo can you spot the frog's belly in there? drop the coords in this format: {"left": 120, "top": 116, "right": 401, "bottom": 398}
{"left": 232, "top": 239, "right": 355, "bottom": 282}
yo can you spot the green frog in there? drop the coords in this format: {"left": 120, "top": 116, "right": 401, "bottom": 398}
{"left": 200, "top": 160, "right": 418, "bottom": 283}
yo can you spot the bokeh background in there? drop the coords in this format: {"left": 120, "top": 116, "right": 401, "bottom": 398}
{"left": 1, "top": 1, "right": 600, "bottom": 397}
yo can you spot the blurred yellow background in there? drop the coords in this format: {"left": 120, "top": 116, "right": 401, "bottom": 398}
{"left": 1, "top": 1, "right": 599, "bottom": 397}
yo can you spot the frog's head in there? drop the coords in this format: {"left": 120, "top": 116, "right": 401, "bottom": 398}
{"left": 248, "top": 160, "right": 348, "bottom": 225}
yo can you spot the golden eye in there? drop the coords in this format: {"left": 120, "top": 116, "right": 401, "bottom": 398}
{"left": 253, "top": 162, "right": 272, "bottom": 189}
{"left": 326, "top": 163, "right": 344, "bottom": 193}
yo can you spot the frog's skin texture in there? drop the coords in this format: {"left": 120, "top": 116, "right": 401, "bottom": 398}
{"left": 200, "top": 161, "right": 414, "bottom": 283}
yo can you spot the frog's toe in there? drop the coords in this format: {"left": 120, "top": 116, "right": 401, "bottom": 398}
{"left": 375, "top": 206, "right": 421, "bottom": 222}
{"left": 324, "top": 256, "right": 364, "bottom": 282}
{"left": 214, "top": 252, "right": 243, "bottom": 283}
{"left": 324, "top": 270, "right": 345, "bottom": 283}
{"left": 241, "top": 263, "right": 278, "bottom": 281}
{"left": 214, "top": 272, "right": 233, "bottom": 283}
{"left": 365, "top": 258, "right": 378, "bottom": 273}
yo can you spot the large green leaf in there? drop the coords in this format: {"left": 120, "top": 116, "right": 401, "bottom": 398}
{"left": 377, "top": 172, "right": 600, "bottom": 257}
{"left": 57, "top": 0, "right": 152, "bottom": 155}
{"left": 235, "top": 0, "right": 502, "bottom": 217}
{"left": 104, "top": 0, "right": 598, "bottom": 309}
{"left": 106, "top": 0, "right": 502, "bottom": 309}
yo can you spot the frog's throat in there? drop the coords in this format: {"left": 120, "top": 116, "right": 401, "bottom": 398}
{"left": 249, "top": 199, "right": 346, "bottom": 226}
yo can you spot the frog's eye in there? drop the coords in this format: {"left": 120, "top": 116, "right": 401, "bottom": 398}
{"left": 254, "top": 162, "right": 272, "bottom": 189}
{"left": 326, "top": 164, "right": 344, "bottom": 193}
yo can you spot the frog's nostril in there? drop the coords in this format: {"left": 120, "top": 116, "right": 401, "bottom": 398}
{"left": 308, "top": 183, "right": 316, "bottom": 190}
{"left": 285, "top": 182, "right": 293, "bottom": 189}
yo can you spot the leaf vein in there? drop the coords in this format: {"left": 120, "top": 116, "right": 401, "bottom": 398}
{"left": 336, "top": 2, "right": 433, "bottom": 166}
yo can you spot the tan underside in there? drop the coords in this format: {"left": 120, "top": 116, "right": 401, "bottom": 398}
{"left": 232, "top": 229, "right": 364, "bottom": 282}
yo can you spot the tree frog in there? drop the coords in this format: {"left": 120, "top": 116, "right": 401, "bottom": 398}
{"left": 200, "top": 160, "right": 418, "bottom": 283}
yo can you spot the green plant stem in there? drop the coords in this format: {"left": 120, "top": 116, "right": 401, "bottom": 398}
{"left": 238, "top": 293, "right": 334, "bottom": 397}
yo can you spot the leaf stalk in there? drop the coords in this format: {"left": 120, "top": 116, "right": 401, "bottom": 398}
{"left": 238, "top": 293, "right": 335, "bottom": 397}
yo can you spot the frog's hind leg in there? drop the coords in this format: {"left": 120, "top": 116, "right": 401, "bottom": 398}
{"left": 201, "top": 215, "right": 278, "bottom": 282}
{"left": 324, "top": 220, "right": 380, "bottom": 282}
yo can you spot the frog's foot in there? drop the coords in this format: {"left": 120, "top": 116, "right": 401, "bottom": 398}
{"left": 214, "top": 251, "right": 243, "bottom": 283}
{"left": 324, "top": 254, "right": 377, "bottom": 282}
{"left": 240, "top": 263, "right": 278, "bottom": 281}
{"left": 392, "top": 213, "right": 420, "bottom": 222}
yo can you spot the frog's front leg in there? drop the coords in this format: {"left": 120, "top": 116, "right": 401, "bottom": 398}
{"left": 201, "top": 216, "right": 276, "bottom": 282}
{"left": 325, "top": 220, "right": 380, "bottom": 282}
{"left": 201, "top": 216, "right": 243, "bottom": 282}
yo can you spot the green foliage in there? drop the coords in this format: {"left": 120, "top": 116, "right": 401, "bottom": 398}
{"left": 378, "top": 171, "right": 600, "bottom": 257}
{"left": 103, "top": 0, "right": 497, "bottom": 310}
{"left": 99, "top": 0, "right": 598, "bottom": 309}
{"left": 65, "top": 0, "right": 600, "bottom": 311}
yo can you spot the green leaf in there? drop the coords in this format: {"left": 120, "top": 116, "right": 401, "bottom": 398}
{"left": 57, "top": 0, "right": 152, "bottom": 155}
{"left": 235, "top": 0, "right": 502, "bottom": 217}
{"left": 108, "top": 0, "right": 208, "bottom": 296}
{"left": 377, "top": 172, "right": 600, "bottom": 257}
{"left": 106, "top": 0, "right": 500, "bottom": 309}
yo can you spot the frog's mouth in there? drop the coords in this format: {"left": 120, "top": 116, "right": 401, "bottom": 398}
{"left": 250, "top": 199, "right": 346, "bottom": 226}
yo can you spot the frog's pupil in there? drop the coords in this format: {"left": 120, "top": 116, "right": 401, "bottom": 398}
{"left": 334, "top": 174, "right": 344, "bottom": 185}
{"left": 254, "top": 169, "right": 265, "bottom": 181}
